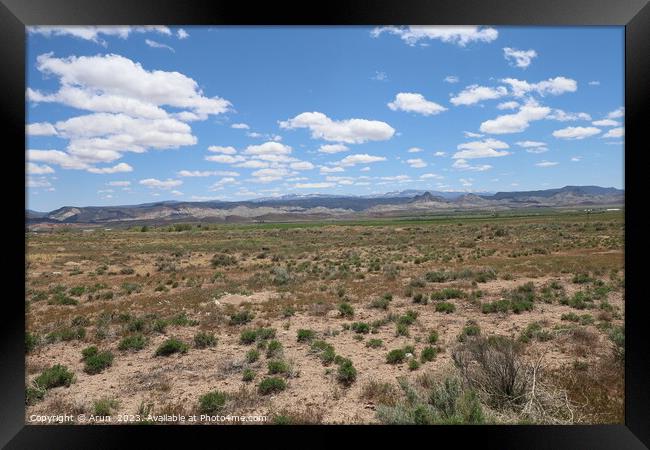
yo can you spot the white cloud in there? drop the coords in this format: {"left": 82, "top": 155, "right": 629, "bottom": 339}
{"left": 139, "top": 178, "right": 182, "bottom": 189}
{"left": 380, "top": 175, "right": 411, "bottom": 182}
{"left": 251, "top": 167, "right": 291, "bottom": 183}
{"left": 592, "top": 119, "right": 619, "bottom": 127}
{"left": 371, "top": 26, "right": 498, "bottom": 47}
{"left": 444, "top": 75, "right": 459, "bottom": 83}
{"left": 290, "top": 161, "right": 315, "bottom": 171}
{"left": 454, "top": 138, "right": 510, "bottom": 159}
{"left": 234, "top": 160, "right": 269, "bottom": 169}
{"left": 86, "top": 162, "right": 133, "bottom": 174}
{"left": 535, "top": 161, "right": 559, "bottom": 167}
{"left": 434, "top": 151, "right": 447, "bottom": 157}
{"left": 503, "top": 47, "right": 537, "bottom": 68}
{"left": 607, "top": 107, "right": 625, "bottom": 119}
{"left": 588, "top": 81, "right": 600, "bottom": 86}
{"left": 407, "top": 147, "right": 423, "bottom": 153}
{"left": 371, "top": 71, "right": 388, "bottom": 81}
{"left": 145, "top": 39, "right": 174, "bottom": 52}
{"left": 602, "top": 127, "right": 624, "bottom": 138}
{"left": 552, "top": 126, "right": 601, "bottom": 140}
{"left": 318, "top": 144, "right": 349, "bottom": 154}
{"left": 497, "top": 101, "right": 519, "bottom": 110}
{"left": 480, "top": 101, "right": 551, "bottom": 134}
{"left": 205, "top": 154, "right": 245, "bottom": 164}
{"left": 406, "top": 158, "right": 427, "bottom": 168}
{"left": 320, "top": 166, "right": 345, "bottom": 174}
{"left": 231, "top": 123, "right": 250, "bottom": 129}
{"left": 337, "top": 154, "right": 387, "bottom": 167}
{"left": 28, "top": 26, "right": 172, "bottom": 45}
{"left": 295, "top": 182, "right": 335, "bottom": 189}
{"left": 208, "top": 145, "right": 237, "bottom": 154}
{"left": 28, "top": 177, "right": 53, "bottom": 188}
{"left": 420, "top": 173, "right": 443, "bottom": 179}
{"left": 26, "top": 162, "right": 55, "bottom": 175}
{"left": 243, "top": 141, "right": 292, "bottom": 156}
{"left": 26, "top": 122, "right": 58, "bottom": 136}
{"left": 280, "top": 112, "right": 395, "bottom": 144}
{"left": 547, "top": 109, "right": 592, "bottom": 121}
{"left": 209, "top": 177, "right": 238, "bottom": 190}
{"left": 460, "top": 178, "right": 473, "bottom": 187}
{"left": 388, "top": 92, "right": 447, "bottom": 115}
{"left": 501, "top": 76, "right": 577, "bottom": 97}
{"left": 178, "top": 170, "right": 239, "bottom": 177}
{"left": 360, "top": 167, "right": 371, "bottom": 172}
{"left": 450, "top": 85, "right": 507, "bottom": 106}
{"left": 107, "top": 180, "right": 130, "bottom": 186}
{"left": 452, "top": 159, "right": 492, "bottom": 172}
{"left": 516, "top": 141, "right": 548, "bottom": 153}
{"left": 571, "top": 156, "right": 582, "bottom": 162}
{"left": 177, "top": 29, "right": 189, "bottom": 39}
{"left": 170, "top": 190, "right": 183, "bottom": 196}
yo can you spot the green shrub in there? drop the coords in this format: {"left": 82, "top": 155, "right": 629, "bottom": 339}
{"left": 194, "top": 331, "right": 217, "bottom": 348}
{"left": 256, "top": 328, "right": 276, "bottom": 340}
{"left": 457, "top": 320, "right": 480, "bottom": 343}
{"left": 425, "top": 271, "right": 449, "bottom": 282}
{"left": 338, "top": 302, "right": 354, "bottom": 318}
{"left": 229, "top": 310, "right": 254, "bottom": 325}
{"left": 155, "top": 338, "right": 189, "bottom": 356}
{"left": 81, "top": 346, "right": 98, "bottom": 360}
{"left": 25, "top": 332, "right": 39, "bottom": 354}
{"left": 242, "top": 369, "right": 256, "bottom": 382}
{"left": 421, "top": 346, "right": 438, "bottom": 362}
{"left": 412, "top": 293, "right": 428, "bottom": 304}
{"left": 351, "top": 322, "right": 370, "bottom": 334}
{"left": 297, "top": 329, "right": 316, "bottom": 342}
{"left": 240, "top": 329, "right": 258, "bottom": 344}
{"left": 386, "top": 349, "right": 407, "bottom": 364}
{"left": 198, "top": 390, "right": 228, "bottom": 414}
{"left": 430, "top": 288, "right": 464, "bottom": 300}
{"left": 26, "top": 385, "right": 46, "bottom": 405}
{"left": 69, "top": 286, "right": 85, "bottom": 296}
{"left": 266, "top": 340, "right": 283, "bottom": 358}
{"left": 408, "top": 359, "right": 421, "bottom": 371}
{"left": 258, "top": 377, "right": 287, "bottom": 395}
{"left": 435, "top": 302, "right": 456, "bottom": 314}
{"left": 396, "top": 323, "right": 409, "bottom": 337}
{"left": 153, "top": 319, "right": 168, "bottom": 333}
{"left": 561, "top": 312, "right": 580, "bottom": 322}
{"left": 93, "top": 397, "right": 119, "bottom": 416}
{"left": 34, "top": 365, "right": 74, "bottom": 389}
{"left": 118, "top": 334, "right": 147, "bottom": 351}
{"left": 310, "top": 340, "right": 336, "bottom": 365}
{"left": 336, "top": 359, "right": 357, "bottom": 385}
{"left": 572, "top": 273, "right": 592, "bottom": 284}
{"left": 428, "top": 330, "right": 439, "bottom": 345}
{"left": 371, "top": 297, "right": 391, "bottom": 310}
{"left": 83, "top": 350, "right": 114, "bottom": 375}
{"left": 48, "top": 293, "right": 78, "bottom": 306}
{"left": 366, "top": 338, "right": 383, "bottom": 349}
{"left": 267, "top": 360, "right": 290, "bottom": 375}
{"left": 481, "top": 300, "right": 510, "bottom": 314}
{"left": 211, "top": 253, "right": 236, "bottom": 267}
{"left": 246, "top": 349, "right": 260, "bottom": 363}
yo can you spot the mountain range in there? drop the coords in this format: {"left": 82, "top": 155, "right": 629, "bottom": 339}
{"left": 26, "top": 185, "right": 624, "bottom": 226}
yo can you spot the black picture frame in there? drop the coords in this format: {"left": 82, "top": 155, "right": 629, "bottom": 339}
{"left": 2, "top": 0, "right": 648, "bottom": 447}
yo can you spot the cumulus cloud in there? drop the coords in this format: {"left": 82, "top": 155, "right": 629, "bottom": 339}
{"left": 497, "top": 101, "right": 519, "bottom": 110}
{"left": 452, "top": 159, "right": 492, "bottom": 172}
{"left": 535, "top": 160, "right": 558, "bottom": 167}
{"left": 337, "top": 154, "right": 387, "bottom": 167}
{"left": 319, "top": 166, "right": 345, "bottom": 174}
{"left": 205, "top": 154, "right": 246, "bottom": 164}
{"left": 552, "top": 126, "right": 601, "bottom": 140}
{"left": 588, "top": 80, "right": 600, "bottom": 86}
{"left": 279, "top": 112, "right": 395, "bottom": 144}
{"left": 501, "top": 76, "right": 577, "bottom": 97}
{"left": 592, "top": 119, "right": 619, "bottom": 127}
{"left": 231, "top": 123, "right": 250, "bottom": 129}
{"left": 503, "top": 47, "right": 537, "bottom": 68}
{"left": 27, "top": 162, "right": 55, "bottom": 175}
{"left": 208, "top": 145, "right": 237, "bottom": 154}
{"left": 178, "top": 170, "right": 239, "bottom": 177}
{"left": 26, "top": 122, "right": 58, "bottom": 136}
{"left": 139, "top": 178, "right": 182, "bottom": 189}
{"left": 516, "top": 141, "right": 548, "bottom": 153}
{"left": 407, "top": 147, "right": 423, "bottom": 153}
{"left": 107, "top": 180, "right": 131, "bottom": 186}
{"left": 86, "top": 162, "right": 133, "bottom": 174}
{"left": 453, "top": 138, "right": 510, "bottom": 159}
{"left": 318, "top": 144, "right": 349, "bottom": 154}
{"left": 444, "top": 75, "right": 459, "bottom": 83}
{"left": 234, "top": 160, "right": 269, "bottom": 169}
{"left": 290, "top": 161, "right": 315, "bottom": 171}
{"left": 145, "top": 39, "right": 174, "bottom": 52}
{"left": 406, "top": 158, "right": 427, "bottom": 168}
{"left": 480, "top": 101, "right": 551, "bottom": 134}
{"left": 28, "top": 26, "right": 172, "bottom": 45}
{"left": 177, "top": 28, "right": 189, "bottom": 39}
{"left": 450, "top": 85, "right": 507, "bottom": 106}
{"left": 602, "top": 127, "right": 624, "bottom": 138}
{"left": 371, "top": 26, "right": 498, "bottom": 47}
{"left": 250, "top": 167, "right": 291, "bottom": 183}
{"left": 547, "top": 109, "right": 591, "bottom": 121}
{"left": 295, "top": 182, "right": 335, "bottom": 189}
{"left": 607, "top": 107, "right": 624, "bottom": 119}
{"left": 209, "top": 177, "right": 238, "bottom": 190}
{"left": 388, "top": 92, "right": 447, "bottom": 115}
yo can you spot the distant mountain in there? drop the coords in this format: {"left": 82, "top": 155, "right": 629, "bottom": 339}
{"left": 26, "top": 186, "right": 624, "bottom": 227}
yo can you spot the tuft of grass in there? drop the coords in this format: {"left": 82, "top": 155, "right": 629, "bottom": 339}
{"left": 229, "top": 310, "right": 254, "bottom": 326}
{"left": 93, "top": 397, "right": 119, "bottom": 416}
{"left": 82, "top": 348, "right": 114, "bottom": 375}
{"left": 366, "top": 338, "right": 383, "bottom": 349}
{"left": 267, "top": 360, "right": 290, "bottom": 375}
{"left": 154, "top": 338, "right": 189, "bottom": 357}
{"left": 198, "top": 390, "right": 228, "bottom": 414}
{"left": 34, "top": 364, "right": 74, "bottom": 389}
{"left": 246, "top": 349, "right": 260, "bottom": 363}
{"left": 118, "top": 334, "right": 147, "bottom": 351}
{"left": 386, "top": 348, "right": 407, "bottom": 365}
{"left": 421, "top": 346, "right": 438, "bottom": 363}
{"left": 336, "top": 358, "right": 357, "bottom": 386}
{"left": 338, "top": 302, "right": 354, "bottom": 318}
{"left": 194, "top": 331, "right": 217, "bottom": 348}
{"left": 435, "top": 302, "right": 456, "bottom": 314}
{"left": 351, "top": 322, "right": 370, "bottom": 334}
{"left": 266, "top": 340, "right": 283, "bottom": 358}
{"left": 297, "top": 329, "right": 316, "bottom": 343}
{"left": 258, "top": 377, "right": 287, "bottom": 395}
{"left": 242, "top": 369, "right": 256, "bottom": 382}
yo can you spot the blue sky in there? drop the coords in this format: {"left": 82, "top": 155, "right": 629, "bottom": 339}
{"left": 26, "top": 26, "right": 624, "bottom": 211}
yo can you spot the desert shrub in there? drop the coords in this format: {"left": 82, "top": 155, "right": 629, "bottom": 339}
{"left": 229, "top": 310, "right": 254, "bottom": 326}
{"left": 481, "top": 300, "right": 510, "bottom": 314}
{"left": 310, "top": 340, "right": 336, "bottom": 365}
{"left": 376, "top": 376, "right": 484, "bottom": 425}
{"left": 240, "top": 329, "right": 258, "bottom": 344}
{"left": 34, "top": 364, "right": 74, "bottom": 389}
{"left": 118, "top": 334, "right": 147, "bottom": 351}
{"left": 153, "top": 319, "right": 168, "bottom": 333}
{"left": 386, "top": 349, "right": 407, "bottom": 364}
{"left": 26, "top": 385, "right": 46, "bottom": 405}
{"left": 48, "top": 292, "right": 78, "bottom": 306}
{"left": 457, "top": 320, "right": 481, "bottom": 343}
{"left": 430, "top": 288, "right": 464, "bottom": 300}
{"left": 258, "top": 377, "right": 287, "bottom": 395}
{"left": 120, "top": 267, "right": 135, "bottom": 275}
{"left": 421, "top": 346, "right": 438, "bottom": 363}
{"left": 246, "top": 349, "right": 260, "bottom": 363}
{"left": 572, "top": 273, "right": 592, "bottom": 284}
{"left": 25, "top": 332, "right": 39, "bottom": 354}
{"left": 266, "top": 340, "right": 283, "bottom": 358}
{"left": 519, "top": 322, "right": 553, "bottom": 343}
{"left": 351, "top": 322, "right": 370, "bottom": 334}
{"left": 242, "top": 369, "right": 256, "bottom": 382}
{"left": 121, "top": 282, "right": 141, "bottom": 295}
{"left": 194, "top": 331, "right": 217, "bottom": 348}
{"left": 435, "top": 302, "right": 456, "bottom": 314}
{"left": 271, "top": 266, "right": 292, "bottom": 285}
{"left": 396, "top": 323, "right": 409, "bottom": 337}
{"left": 68, "top": 286, "right": 85, "bottom": 296}
{"left": 257, "top": 328, "right": 276, "bottom": 340}
{"left": 397, "top": 310, "right": 418, "bottom": 326}
{"left": 412, "top": 292, "right": 427, "bottom": 305}
{"left": 452, "top": 335, "right": 528, "bottom": 408}
{"left": 81, "top": 345, "right": 98, "bottom": 360}
{"left": 338, "top": 302, "right": 354, "bottom": 318}
{"left": 409, "top": 359, "right": 421, "bottom": 371}
{"left": 83, "top": 349, "right": 114, "bottom": 374}
{"left": 360, "top": 380, "right": 399, "bottom": 406}
{"left": 336, "top": 358, "right": 357, "bottom": 386}
{"left": 425, "top": 271, "right": 449, "bottom": 282}
{"left": 608, "top": 325, "right": 624, "bottom": 360}
{"left": 93, "top": 397, "right": 119, "bottom": 416}
{"left": 371, "top": 297, "right": 391, "bottom": 310}
{"left": 155, "top": 338, "right": 189, "bottom": 356}
{"left": 211, "top": 253, "right": 236, "bottom": 267}
{"left": 561, "top": 312, "right": 580, "bottom": 322}
{"left": 366, "top": 338, "right": 383, "bottom": 349}
{"left": 428, "top": 330, "right": 439, "bottom": 345}
{"left": 297, "top": 329, "right": 316, "bottom": 342}
{"left": 267, "top": 360, "right": 290, "bottom": 375}
{"left": 198, "top": 390, "right": 227, "bottom": 414}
